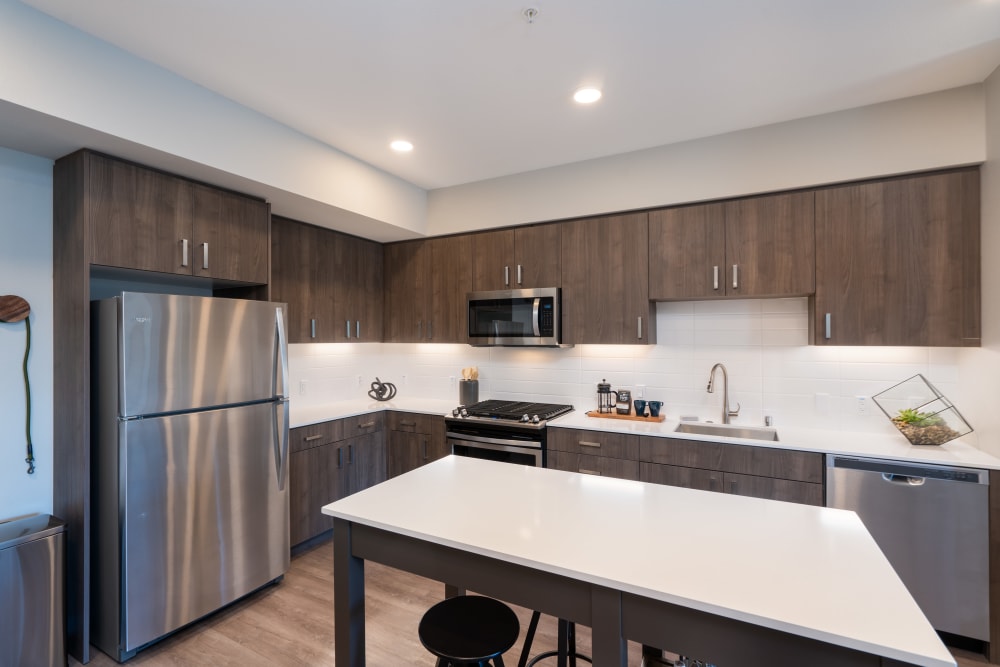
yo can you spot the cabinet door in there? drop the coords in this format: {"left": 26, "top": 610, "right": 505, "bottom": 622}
{"left": 429, "top": 235, "right": 473, "bottom": 343}
{"left": 383, "top": 240, "right": 431, "bottom": 342}
{"left": 190, "top": 183, "right": 269, "bottom": 283}
{"left": 639, "top": 462, "right": 723, "bottom": 492}
{"left": 351, "top": 236, "right": 384, "bottom": 341}
{"left": 724, "top": 192, "right": 814, "bottom": 298}
{"left": 386, "top": 430, "right": 427, "bottom": 479}
{"left": 272, "top": 217, "right": 315, "bottom": 343}
{"left": 814, "top": 169, "right": 980, "bottom": 346}
{"left": 289, "top": 443, "right": 346, "bottom": 545}
{"left": 472, "top": 230, "right": 516, "bottom": 291}
{"left": 561, "top": 212, "right": 653, "bottom": 344}
{"left": 515, "top": 225, "right": 561, "bottom": 289}
{"left": 87, "top": 154, "right": 191, "bottom": 275}
{"left": 724, "top": 472, "right": 823, "bottom": 506}
{"left": 548, "top": 451, "right": 639, "bottom": 481}
{"left": 648, "top": 203, "right": 726, "bottom": 300}
{"left": 345, "top": 432, "right": 386, "bottom": 494}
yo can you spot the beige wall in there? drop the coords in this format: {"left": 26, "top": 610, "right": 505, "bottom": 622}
{"left": 427, "top": 86, "right": 986, "bottom": 236}
{"left": 959, "top": 66, "right": 1000, "bottom": 458}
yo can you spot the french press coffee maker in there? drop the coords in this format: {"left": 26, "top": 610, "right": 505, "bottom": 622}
{"left": 597, "top": 379, "right": 620, "bottom": 414}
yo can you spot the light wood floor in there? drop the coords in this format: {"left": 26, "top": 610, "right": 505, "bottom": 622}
{"left": 73, "top": 539, "right": 990, "bottom": 666}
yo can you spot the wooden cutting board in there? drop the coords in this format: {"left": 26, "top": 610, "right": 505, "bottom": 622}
{"left": 586, "top": 410, "right": 665, "bottom": 423}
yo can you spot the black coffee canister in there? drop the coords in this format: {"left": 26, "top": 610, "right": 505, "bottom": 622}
{"left": 459, "top": 379, "right": 479, "bottom": 406}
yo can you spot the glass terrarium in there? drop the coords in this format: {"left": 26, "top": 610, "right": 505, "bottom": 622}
{"left": 872, "top": 374, "right": 972, "bottom": 446}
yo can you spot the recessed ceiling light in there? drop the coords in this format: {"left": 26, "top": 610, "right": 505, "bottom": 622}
{"left": 573, "top": 88, "right": 602, "bottom": 104}
{"left": 390, "top": 140, "right": 413, "bottom": 152}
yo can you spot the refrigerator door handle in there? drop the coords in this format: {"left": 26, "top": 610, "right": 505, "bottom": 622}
{"left": 274, "top": 307, "right": 289, "bottom": 399}
{"left": 274, "top": 399, "right": 289, "bottom": 491}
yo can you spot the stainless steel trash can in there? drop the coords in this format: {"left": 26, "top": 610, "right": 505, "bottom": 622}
{"left": 0, "top": 514, "right": 66, "bottom": 667}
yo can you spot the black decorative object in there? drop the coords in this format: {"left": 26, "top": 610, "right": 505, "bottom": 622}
{"left": 368, "top": 377, "right": 397, "bottom": 402}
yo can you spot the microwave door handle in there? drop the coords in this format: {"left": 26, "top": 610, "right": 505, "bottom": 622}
{"left": 532, "top": 298, "right": 541, "bottom": 337}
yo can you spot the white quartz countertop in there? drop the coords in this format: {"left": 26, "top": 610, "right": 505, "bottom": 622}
{"left": 323, "top": 456, "right": 955, "bottom": 667}
{"left": 550, "top": 411, "right": 1000, "bottom": 470}
{"left": 290, "top": 397, "right": 457, "bottom": 428}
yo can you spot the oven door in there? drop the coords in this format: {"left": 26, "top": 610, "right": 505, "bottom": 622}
{"left": 447, "top": 432, "right": 543, "bottom": 467}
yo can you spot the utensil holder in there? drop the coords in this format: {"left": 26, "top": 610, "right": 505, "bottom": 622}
{"left": 872, "top": 374, "right": 972, "bottom": 446}
{"left": 459, "top": 379, "right": 479, "bottom": 406}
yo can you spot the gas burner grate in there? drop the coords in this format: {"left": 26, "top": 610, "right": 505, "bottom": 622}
{"left": 463, "top": 400, "right": 573, "bottom": 421}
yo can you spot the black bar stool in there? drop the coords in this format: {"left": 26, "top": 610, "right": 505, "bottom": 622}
{"left": 419, "top": 595, "right": 520, "bottom": 667}
{"left": 516, "top": 611, "right": 592, "bottom": 667}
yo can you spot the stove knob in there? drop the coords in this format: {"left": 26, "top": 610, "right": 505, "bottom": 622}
{"left": 521, "top": 414, "right": 530, "bottom": 423}
{"left": 532, "top": 414, "right": 541, "bottom": 424}
{"left": 452, "top": 408, "right": 460, "bottom": 417}
{"left": 460, "top": 408, "right": 469, "bottom": 418}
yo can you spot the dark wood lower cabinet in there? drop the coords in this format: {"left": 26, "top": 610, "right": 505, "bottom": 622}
{"left": 548, "top": 451, "right": 639, "bottom": 480}
{"left": 386, "top": 411, "right": 448, "bottom": 478}
{"left": 640, "top": 462, "right": 723, "bottom": 492}
{"left": 288, "top": 416, "right": 385, "bottom": 547}
{"left": 724, "top": 472, "right": 823, "bottom": 506}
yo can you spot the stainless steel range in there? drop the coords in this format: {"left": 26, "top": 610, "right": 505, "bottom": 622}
{"left": 446, "top": 400, "right": 574, "bottom": 467}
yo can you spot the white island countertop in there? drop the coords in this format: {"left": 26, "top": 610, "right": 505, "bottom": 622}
{"left": 324, "top": 456, "right": 955, "bottom": 667}
{"left": 550, "top": 410, "right": 1000, "bottom": 470}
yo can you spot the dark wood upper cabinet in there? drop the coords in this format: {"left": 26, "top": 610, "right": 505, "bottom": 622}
{"left": 649, "top": 192, "right": 814, "bottom": 300}
{"left": 384, "top": 236, "right": 472, "bottom": 343}
{"left": 189, "top": 183, "right": 269, "bottom": 284}
{"left": 648, "top": 202, "right": 726, "bottom": 300}
{"left": 271, "top": 216, "right": 383, "bottom": 343}
{"left": 383, "top": 240, "right": 431, "bottom": 342}
{"left": 84, "top": 151, "right": 268, "bottom": 284}
{"left": 472, "top": 224, "right": 561, "bottom": 291}
{"left": 813, "top": 168, "right": 980, "bottom": 347}
{"left": 561, "top": 212, "right": 655, "bottom": 344}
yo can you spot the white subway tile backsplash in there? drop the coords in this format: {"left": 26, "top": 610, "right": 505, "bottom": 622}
{"left": 290, "top": 300, "right": 966, "bottom": 436}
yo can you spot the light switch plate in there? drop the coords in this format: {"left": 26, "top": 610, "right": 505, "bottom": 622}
{"left": 299, "top": 380, "right": 308, "bottom": 396}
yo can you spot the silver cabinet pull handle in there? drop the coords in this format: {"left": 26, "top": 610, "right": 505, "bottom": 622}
{"left": 713, "top": 265, "right": 719, "bottom": 290}
{"left": 428, "top": 321, "right": 433, "bottom": 340}
{"left": 181, "top": 239, "right": 189, "bottom": 267}
{"left": 356, "top": 321, "right": 360, "bottom": 339}
{"left": 579, "top": 469, "right": 602, "bottom": 476}
{"left": 504, "top": 265, "right": 509, "bottom": 286}
{"left": 422, "top": 439, "right": 428, "bottom": 460}
{"left": 348, "top": 444, "right": 353, "bottom": 464}
{"left": 358, "top": 421, "right": 376, "bottom": 429}
{"left": 638, "top": 316, "right": 643, "bottom": 340}
{"left": 417, "top": 320, "right": 422, "bottom": 339}
{"left": 579, "top": 441, "right": 601, "bottom": 448}
{"left": 310, "top": 319, "right": 316, "bottom": 339}
{"left": 202, "top": 242, "right": 209, "bottom": 269}
{"left": 346, "top": 320, "right": 351, "bottom": 339}
{"left": 337, "top": 447, "right": 343, "bottom": 469}
{"left": 732, "top": 264, "right": 738, "bottom": 289}
{"left": 825, "top": 313, "right": 832, "bottom": 339}
{"left": 304, "top": 434, "right": 322, "bottom": 442}
{"left": 517, "top": 264, "right": 523, "bottom": 285}
{"left": 399, "top": 420, "right": 416, "bottom": 427}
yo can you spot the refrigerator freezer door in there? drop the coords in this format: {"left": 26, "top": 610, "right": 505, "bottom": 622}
{"left": 121, "top": 402, "right": 289, "bottom": 652}
{"left": 117, "top": 293, "right": 287, "bottom": 417}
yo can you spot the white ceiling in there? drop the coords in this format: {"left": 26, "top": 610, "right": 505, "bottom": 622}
{"left": 18, "top": 0, "right": 1000, "bottom": 191}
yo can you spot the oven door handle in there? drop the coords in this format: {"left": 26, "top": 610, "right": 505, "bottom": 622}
{"left": 446, "top": 431, "right": 542, "bottom": 449}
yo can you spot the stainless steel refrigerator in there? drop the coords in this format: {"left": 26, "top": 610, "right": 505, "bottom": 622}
{"left": 90, "top": 293, "right": 290, "bottom": 662}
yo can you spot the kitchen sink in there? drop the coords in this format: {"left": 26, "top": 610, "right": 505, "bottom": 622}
{"left": 674, "top": 422, "right": 779, "bottom": 441}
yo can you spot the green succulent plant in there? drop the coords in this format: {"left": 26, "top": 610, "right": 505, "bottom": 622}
{"left": 895, "top": 408, "right": 943, "bottom": 427}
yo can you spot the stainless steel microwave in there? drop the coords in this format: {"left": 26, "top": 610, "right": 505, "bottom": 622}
{"left": 466, "top": 287, "right": 569, "bottom": 347}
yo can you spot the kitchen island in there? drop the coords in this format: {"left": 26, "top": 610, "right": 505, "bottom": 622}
{"left": 322, "top": 455, "right": 954, "bottom": 667}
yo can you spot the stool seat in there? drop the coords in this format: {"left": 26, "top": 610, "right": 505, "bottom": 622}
{"left": 419, "top": 595, "right": 520, "bottom": 666}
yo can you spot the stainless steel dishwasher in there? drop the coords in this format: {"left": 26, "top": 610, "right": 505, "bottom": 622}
{"left": 827, "top": 455, "right": 989, "bottom": 641}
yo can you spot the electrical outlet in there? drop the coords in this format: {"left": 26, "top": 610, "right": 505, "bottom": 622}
{"left": 449, "top": 375, "right": 456, "bottom": 388}
{"left": 299, "top": 380, "right": 308, "bottom": 396}
{"left": 356, "top": 374, "right": 362, "bottom": 389}
{"left": 635, "top": 384, "right": 646, "bottom": 399}
{"left": 856, "top": 395, "right": 869, "bottom": 416}
{"left": 402, "top": 375, "right": 407, "bottom": 386}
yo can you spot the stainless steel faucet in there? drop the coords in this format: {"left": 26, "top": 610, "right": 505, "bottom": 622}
{"left": 707, "top": 363, "right": 740, "bottom": 424}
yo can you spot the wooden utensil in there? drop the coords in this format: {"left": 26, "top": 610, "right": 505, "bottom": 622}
{"left": 0, "top": 294, "right": 35, "bottom": 474}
